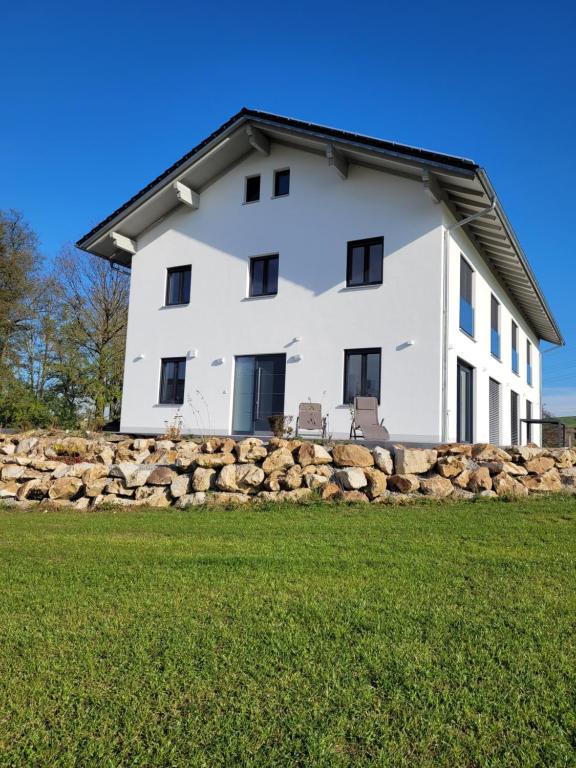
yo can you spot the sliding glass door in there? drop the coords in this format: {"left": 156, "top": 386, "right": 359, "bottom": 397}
{"left": 232, "top": 355, "right": 286, "bottom": 434}
{"left": 456, "top": 359, "right": 474, "bottom": 443}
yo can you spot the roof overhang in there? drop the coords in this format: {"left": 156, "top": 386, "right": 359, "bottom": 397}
{"left": 77, "top": 108, "right": 563, "bottom": 345}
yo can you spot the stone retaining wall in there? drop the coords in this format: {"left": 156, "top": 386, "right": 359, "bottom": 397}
{"left": 1, "top": 432, "right": 575, "bottom": 509}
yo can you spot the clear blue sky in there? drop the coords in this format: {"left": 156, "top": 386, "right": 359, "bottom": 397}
{"left": 1, "top": 1, "right": 574, "bottom": 413}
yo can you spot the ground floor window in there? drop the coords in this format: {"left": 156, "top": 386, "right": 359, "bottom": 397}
{"left": 456, "top": 359, "right": 474, "bottom": 443}
{"left": 511, "top": 391, "right": 519, "bottom": 444}
{"left": 526, "top": 400, "right": 533, "bottom": 443}
{"left": 159, "top": 358, "right": 186, "bottom": 404}
{"left": 489, "top": 377, "right": 501, "bottom": 445}
{"left": 343, "top": 349, "right": 381, "bottom": 404}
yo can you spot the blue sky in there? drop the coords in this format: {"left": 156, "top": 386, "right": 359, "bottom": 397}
{"left": 1, "top": 1, "right": 574, "bottom": 413}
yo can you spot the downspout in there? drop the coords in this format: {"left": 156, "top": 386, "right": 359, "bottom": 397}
{"left": 441, "top": 199, "right": 496, "bottom": 442}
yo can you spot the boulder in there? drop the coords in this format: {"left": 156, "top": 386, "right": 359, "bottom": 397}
{"left": 321, "top": 482, "right": 342, "bottom": 500}
{"left": 560, "top": 468, "right": 576, "bottom": 487}
{"left": 468, "top": 467, "right": 492, "bottom": 493}
{"left": 524, "top": 456, "right": 556, "bottom": 474}
{"left": 263, "top": 471, "right": 283, "bottom": 492}
{"left": 142, "top": 488, "right": 171, "bottom": 507}
{"left": 207, "top": 492, "right": 251, "bottom": 506}
{"left": 155, "top": 440, "right": 175, "bottom": 451}
{"left": 16, "top": 478, "right": 50, "bottom": 500}
{"left": 388, "top": 474, "right": 420, "bottom": 493}
{"left": 332, "top": 444, "right": 374, "bottom": 468}
{"left": 334, "top": 468, "right": 367, "bottom": 490}
{"left": 371, "top": 447, "right": 393, "bottom": 474}
{"left": 67, "top": 462, "right": 98, "bottom": 479}
{"left": 451, "top": 488, "right": 475, "bottom": 501}
{"left": 16, "top": 436, "right": 40, "bottom": 454}
{"left": 485, "top": 461, "right": 527, "bottom": 477}
{"left": 282, "top": 465, "right": 303, "bottom": 490}
{"left": 84, "top": 478, "right": 108, "bottom": 498}
{"left": 436, "top": 455, "right": 467, "bottom": 478}
{"left": 511, "top": 446, "right": 548, "bottom": 462}
{"left": 133, "top": 438, "right": 154, "bottom": 451}
{"left": 420, "top": 475, "right": 453, "bottom": 498}
{"left": 262, "top": 449, "right": 294, "bottom": 475}
{"left": 74, "top": 497, "right": 91, "bottom": 511}
{"left": 170, "top": 474, "right": 192, "bottom": 498}
{"left": 95, "top": 446, "right": 115, "bottom": 465}
{"left": 364, "top": 467, "right": 388, "bottom": 499}
{"left": 549, "top": 449, "right": 576, "bottom": 469}
{"left": 52, "top": 437, "right": 90, "bottom": 457}
{"left": 296, "top": 442, "right": 332, "bottom": 467}
{"left": 520, "top": 469, "right": 562, "bottom": 493}
{"left": 0, "top": 444, "right": 15, "bottom": 456}
{"left": 81, "top": 465, "right": 109, "bottom": 484}
{"left": 492, "top": 472, "right": 529, "bottom": 497}
{"left": 303, "top": 473, "right": 329, "bottom": 490}
{"left": 109, "top": 463, "right": 154, "bottom": 488}
{"left": 1, "top": 465, "right": 26, "bottom": 481}
{"left": 236, "top": 438, "right": 268, "bottom": 463}
{"left": 216, "top": 464, "right": 265, "bottom": 493}
{"left": 394, "top": 447, "right": 437, "bottom": 475}
{"left": 147, "top": 466, "right": 178, "bottom": 486}
{"left": 191, "top": 467, "right": 216, "bottom": 492}
{"left": 48, "top": 476, "right": 84, "bottom": 500}
{"left": 175, "top": 492, "right": 207, "bottom": 508}
{"left": 144, "top": 450, "right": 177, "bottom": 465}
{"left": 472, "top": 444, "right": 512, "bottom": 462}
{"left": 194, "top": 452, "right": 236, "bottom": 469}
{"left": 202, "top": 437, "right": 235, "bottom": 454}
{"left": 339, "top": 490, "right": 370, "bottom": 503}
{"left": 435, "top": 443, "right": 472, "bottom": 457}
{"left": 452, "top": 469, "right": 472, "bottom": 489}
{"left": 302, "top": 464, "right": 332, "bottom": 478}
{"left": 0, "top": 481, "right": 19, "bottom": 498}
{"left": 477, "top": 490, "right": 498, "bottom": 499}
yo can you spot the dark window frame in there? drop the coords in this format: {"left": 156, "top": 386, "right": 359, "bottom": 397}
{"left": 343, "top": 347, "right": 382, "bottom": 405}
{"left": 511, "top": 390, "right": 519, "bottom": 444}
{"left": 459, "top": 255, "right": 475, "bottom": 338}
{"left": 346, "top": 237, "right": 384, "bottom": 287}
{"left": 490, "top": 294, "right": 501, "bottom": 359}
{"left": 244, "top": 175, "right": 261, "bottom": 203}
{"left": 165, "top": 265, "right": 191, "bottom": 306}
{"left": 456, "top": 358, "right": 474, "bottom": 443}
{"left": 159, "top": 357, "right": 186, "bottom": 405}
{"left": 249, "top": 254, "right": 279, "bottom": 297}
{"left": 273, "top": 168, "right": 290, "bottom": 197}
{"left": 526, "top": 339, "right": 533, "bottom": 386}
{"left": 511, "top": 321, "right": 519, "bottom": 374}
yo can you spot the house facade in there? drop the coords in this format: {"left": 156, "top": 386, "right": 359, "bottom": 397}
{"left": 78, "top": 110, "right": 562, "bottom": 444}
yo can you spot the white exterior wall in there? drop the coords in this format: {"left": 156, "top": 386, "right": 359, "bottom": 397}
{"left": 120, "top": 144, "right": 445, "bottom": 440}
{"left": 445, "top": 215, "right": 542, "bottom": 445}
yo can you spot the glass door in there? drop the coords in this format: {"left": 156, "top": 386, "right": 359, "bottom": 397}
{"left": 456, "top": 359, "right": 473, "bottom": 443}
{"left": 232, "top": 354, "right": 286, "bottom": 434}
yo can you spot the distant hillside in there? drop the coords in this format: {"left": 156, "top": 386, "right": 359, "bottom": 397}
{"left": 557, "top": 416, "right": 576, "bottom": 428}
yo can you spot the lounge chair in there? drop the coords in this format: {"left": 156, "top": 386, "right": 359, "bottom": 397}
{"left": 295, "top": 402, "right": 327, "bottom": 439}
{"left": 350, "top": 396, "right": 390, "bottom": 441}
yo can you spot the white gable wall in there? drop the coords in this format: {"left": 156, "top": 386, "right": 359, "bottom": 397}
{"left": 120, "top": 144, "right": 445, "bottom": 440}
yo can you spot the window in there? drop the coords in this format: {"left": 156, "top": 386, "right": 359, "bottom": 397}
{"left": 511, "top": 391, "right": 519, "bottom": 444}
{"left": 346, "top": 238, "right": 384, "bottom": 287}
{"left": 344, "top": 348, "right": 381, "bottom": 404}
{"left": 490, "top": 295, "right": 500, "bottom": 358}
{"left": 527, "top": 340, "right": 533, "bottom": 385}
{"left": 273, "top": 169, "right": 290, "bottom": 197}
{"left": 249, "top": 255, "right": 279, "bottom": 297}
{"left": 489, "top": 378, "right": 501, "bottom": 445}
{"left": 511, "top": 321, "right": 519, "bottom": 374}
{"left": 526, "top": 400, "right": 533, "bottom": 443}
{"left": 245, "top": 175, "right": 260, "bottom": 203}
{"left": 165, "top": 266, "right": 191, "bottom": 306}
{"left": 460, "top": 256, "right": 474, "bottom": 336}
{"left": 457, "top": 359, "right": 474, "bottom": 443}
{"left": 159, "top": 358, "right": 186, "bottom": 404}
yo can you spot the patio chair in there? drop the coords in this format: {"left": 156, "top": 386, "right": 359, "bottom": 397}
{"left": 295, "top": 402, "right": 327, "bottom": 439}
{"left": 350, "top": 396, "right": 390, "bottom": 441}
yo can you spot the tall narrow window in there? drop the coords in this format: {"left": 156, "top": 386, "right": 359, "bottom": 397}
{"left": 511, "top": 321, "right": 519, "bottom": 373}
{"left": 490, "top": 295, "right": 500, "bottom": 358}
{"left": 346, "top": 237, "right": 384, "bottom": 287}
{"left": 489, "top": 378, "right": 501, "bottom": 445}
{"left": 511, "top": 391, "right": 519, "bottom": 444}
{"left": 526, "top": 340, "right": 533, "bottom": 385}
{"left": 457, "top": 359, "right": 474, "bottom": 443}
{"left": 460, "top": 257, "right": 474, "bottom": 337}
{"left": 526, "top": 400, "right": 533, "bottom": 443}
{"left": 344, "top": 349, "right": 381, "bottom": 404}
{"left": 166, "top": 266, "right": 191, "bottom": 306}
{"left": 245, "top": 175, "right": 261, "bottom": 203}
{"left": 273, "top": 169, "right": 290, "bottom": 197}
{"left": 159, "top": 358, "right": 186, "bottom": 404}
{"left": 249, "top": 255, "right": 279, "bottom": 297}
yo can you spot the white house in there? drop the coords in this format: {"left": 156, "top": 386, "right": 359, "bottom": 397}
{"left": 77, "top": 109, "right": 563, "bottom": 445}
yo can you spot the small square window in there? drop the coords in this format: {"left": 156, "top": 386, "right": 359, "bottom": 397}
{"left": 245, "top": 175, "right": 260, "bottom": 203}
{"left": 166, "top": 266, "right": 191, "bottom": 306}
{"left": 346, "top": 238, "right": 383, "bottom": 287}
{"left": 249, "top": 255, "right": 278, "bottom": 297}
{"left": 159, "top": 358, "right": 186, "bottom": 404}
{"left": 274, "top": 169, "right": 290, "bottom": 197}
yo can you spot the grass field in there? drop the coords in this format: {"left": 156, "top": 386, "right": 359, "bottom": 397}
{"left": 558, "top": 416, "right": 576, "bottom": 429}
{"left": 1, "top": 499, "right": 575, "bottom": 767}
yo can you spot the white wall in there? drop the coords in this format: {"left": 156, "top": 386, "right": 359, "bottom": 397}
{"left": 445, "top": 213, "right": 541, "bottom": 445}
{"left": 120, "top": 144, "right": 445, "bottom": 440}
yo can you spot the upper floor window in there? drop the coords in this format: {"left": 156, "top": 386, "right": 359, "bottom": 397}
{"left": 250, "top": 255, "right": 278, "bottom": 297}
{"left": 526, "top": 340, "right": 533, "bottom": 385}
{"left": 344, "top": 348, "right": 381, "bottom": 404}
{"left": 459, "top": 256, "right": 474, "bottom": 337}
{"left": 166, "top": 266, "right": 191, "bottom": 306}
{"left": 346, "top": 237, "right": 383, "bottom": 287}
{"left": 511, "top": 321, "right": 519, "bottom": 374}
{"left": 245, "top": 175, "right": 260, "bottom": 203}
{"left": 159, "top": 358, "right": 186, "bottom": 404}
{"left": 490, "top": 295, "right": 500, "bottom": 358}
{"left": 273, "top": 169, "right": 290, "bottom": 197}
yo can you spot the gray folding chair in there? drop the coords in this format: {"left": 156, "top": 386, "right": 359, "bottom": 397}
{"left": 296, "top": 402, "right": 327, "bottom": 439}
{"left": 350, "top": 396, "right": 390, "bottom": 440}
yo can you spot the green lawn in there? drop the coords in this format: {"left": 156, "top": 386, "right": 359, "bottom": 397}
{"left": 0, "top": 500, "right": 575, "bottom": 767}
{"left": 558, "top": 416, "right": 576, "bottom": 429}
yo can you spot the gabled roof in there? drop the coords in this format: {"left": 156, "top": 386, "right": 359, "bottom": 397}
{"left": 77, "top": 108, "right": 563, "bottom": 345}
